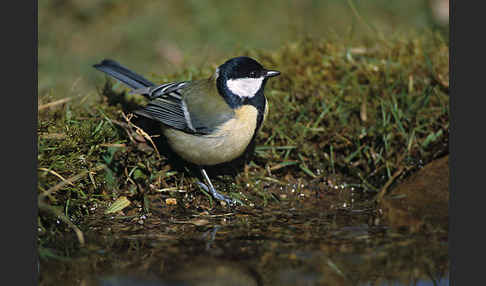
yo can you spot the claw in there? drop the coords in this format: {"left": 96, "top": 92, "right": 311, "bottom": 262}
{"left": 197, "top": 181, "right": 237, "bottom": 206}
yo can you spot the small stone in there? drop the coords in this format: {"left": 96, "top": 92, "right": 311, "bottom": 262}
{"left": 166, "top": 198, "right": 177, "bottom": 205}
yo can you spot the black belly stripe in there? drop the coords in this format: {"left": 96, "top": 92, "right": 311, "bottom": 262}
{"left": 248, "top": 91, "right": 266, "bottom": 132}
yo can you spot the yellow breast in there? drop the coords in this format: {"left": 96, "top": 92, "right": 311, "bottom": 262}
{"left": 163, "top": 105, "right": 259, "bottom": 166}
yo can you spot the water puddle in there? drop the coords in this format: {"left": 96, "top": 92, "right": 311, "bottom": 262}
{"left": 39, "top": 157, "right": 449, "bottom": 286}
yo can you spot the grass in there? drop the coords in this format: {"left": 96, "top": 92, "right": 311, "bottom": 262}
{"left": 38, "top": 31, "right": 449, "bottom": 251}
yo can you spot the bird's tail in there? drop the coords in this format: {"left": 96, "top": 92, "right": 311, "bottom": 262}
{"left": 93, "top": 59, "right": 155, "bottom": 90}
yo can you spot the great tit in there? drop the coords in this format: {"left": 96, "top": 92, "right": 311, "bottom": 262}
{"left": 93, "top": 56, "right": 280, "bottom": 206}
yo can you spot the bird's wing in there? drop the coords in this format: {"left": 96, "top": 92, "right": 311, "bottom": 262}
{"left": 133, "top": 81, "right": 196, "bottom": 133}
{"left": 133, "top": 80, "right": 234, "bottom": 135}
{"left": 130, "top": 81, "right": 189, "bottom": 100}
{"left": 93, "top": 59, "right": 233, "bottom": 134}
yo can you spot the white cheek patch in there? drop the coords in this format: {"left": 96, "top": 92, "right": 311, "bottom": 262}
{"left": 226, "top": 77, "right": 264, "bottom": 98}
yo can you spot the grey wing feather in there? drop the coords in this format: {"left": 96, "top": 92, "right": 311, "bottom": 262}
{"left": 133, "top": 81, "right": 198, "bottom": 133}
{"left": 93, "top": 60, "right": 202, "bottom": 133}
{"left": 131, "top": 82, "right": 188, "bottom": 99}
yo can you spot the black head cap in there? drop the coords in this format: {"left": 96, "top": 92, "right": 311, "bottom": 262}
{"left": 217, "top": 56, "right": 280, "bottom": 80}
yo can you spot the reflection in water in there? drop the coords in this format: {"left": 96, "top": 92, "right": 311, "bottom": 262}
{"left": 40, "top": 162, "right": 449, "bottom": 286}
{"left": 371, "top": 277, "right": 449, "bottom": 286}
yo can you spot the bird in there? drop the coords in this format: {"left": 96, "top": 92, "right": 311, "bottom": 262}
{"left": 93, "top": 56, "right": 280, "bottom": 206}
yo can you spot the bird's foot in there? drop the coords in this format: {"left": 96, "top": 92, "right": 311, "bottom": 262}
{"left": 197, "top": 182, "right": 238, "bottom": 207}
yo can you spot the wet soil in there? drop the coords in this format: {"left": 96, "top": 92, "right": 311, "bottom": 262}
{"left": 39, "top": 156, "right": 449, "bottom": 286}
{"left": 379, "top": 155, "right": 449, "bottom": 233}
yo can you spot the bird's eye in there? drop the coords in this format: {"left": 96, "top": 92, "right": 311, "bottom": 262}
{"left": 250, "top": 71, "right": 256, "bottom": 77}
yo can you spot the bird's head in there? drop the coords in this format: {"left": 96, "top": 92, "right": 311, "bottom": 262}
{"left": 215, "top": 56, "right": 280, "bottom": 108}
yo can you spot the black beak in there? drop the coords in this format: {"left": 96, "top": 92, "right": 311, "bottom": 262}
{"left": 264, "top": 70, "right": 281, "bottom": 78}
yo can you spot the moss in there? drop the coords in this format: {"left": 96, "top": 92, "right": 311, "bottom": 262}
{"left": 38, "top": 32, "right": 448, "bottom": 247}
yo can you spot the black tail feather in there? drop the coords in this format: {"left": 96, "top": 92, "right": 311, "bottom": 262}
{"left": 93, "top": 59, "right": 155, "bottom": 90}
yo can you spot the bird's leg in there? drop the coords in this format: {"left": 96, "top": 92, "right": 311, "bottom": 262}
{"left": 197, "top": 168, "right": 236, "bottom": 206}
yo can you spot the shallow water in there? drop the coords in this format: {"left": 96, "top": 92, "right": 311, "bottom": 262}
{"left": 39, "top": 157, "right": 449, "bottom": 286}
